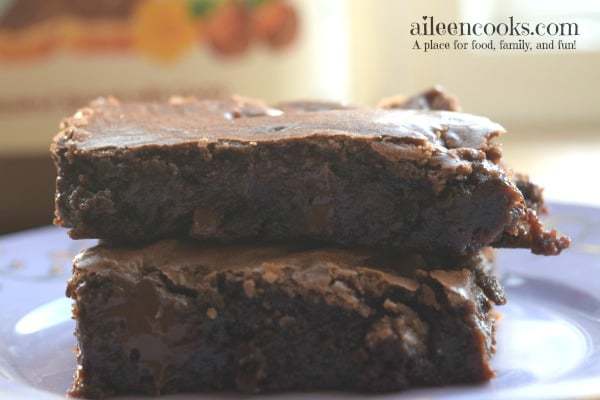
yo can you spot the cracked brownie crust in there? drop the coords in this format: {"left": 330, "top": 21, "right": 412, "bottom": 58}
{"left": 67, "top": 241, "right": 504, "bottom": 398}
{"left": 51, "top": 95, "right": 568, "bottom": 255}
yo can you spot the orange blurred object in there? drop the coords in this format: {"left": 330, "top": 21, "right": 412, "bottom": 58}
{"left": 252, "top": 1, "right": 298, "bottom": 49}
{"left": 205, "top": 1, "right": 251, "bottom": 57}
{"left": 0, "top": 22, "right": 59, "bottom": 60}
{"left": 132, "top": 0, "right": 196, "bottom": 62}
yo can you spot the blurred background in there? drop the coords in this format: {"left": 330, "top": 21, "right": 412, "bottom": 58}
{"left": 0, "top": 0, "right": 599, "bottom": 234}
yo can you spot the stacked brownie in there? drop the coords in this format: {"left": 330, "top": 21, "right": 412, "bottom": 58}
{"left": 51, "top": 89, "right": 569, "bottom": 398}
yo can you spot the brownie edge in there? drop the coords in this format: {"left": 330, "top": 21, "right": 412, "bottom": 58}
{"left": 67, "top": 241, "right": 504, "bottom": 398}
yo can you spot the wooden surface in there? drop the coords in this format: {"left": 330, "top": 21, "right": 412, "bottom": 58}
{"left": 0, "top": 155, "right": 55, "bottom": 235}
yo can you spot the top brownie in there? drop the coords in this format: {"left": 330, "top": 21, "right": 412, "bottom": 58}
{"left": 51, "top": 95, "right": 569, "bottom": 256}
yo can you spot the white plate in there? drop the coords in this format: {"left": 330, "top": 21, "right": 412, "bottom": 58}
{"left": 1, "top": 203, "right": 599, "bottom": 399}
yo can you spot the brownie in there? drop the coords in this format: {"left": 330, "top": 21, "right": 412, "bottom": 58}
{"left": 51, "top": 95, "right": 569, "bottom": 255}
{"left": 279, "top": 94, "right": 548, "bottom": 217}
{"left": 376, "top": 88, "right": 561, "bottom": 252}
{"left": 376, "top": 88, "right": 550, "bottom": 213}
{"left": 66, "top": 241, "right": 505, "bottom": 398}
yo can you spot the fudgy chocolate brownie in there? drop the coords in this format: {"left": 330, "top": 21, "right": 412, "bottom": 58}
{"left": 376, "top": 87, "right": 548, "bottom": 215}
{"left": 51, "top": 95, "right": 569, "bottom": 255}
{"left": 67, "top": 241, "right": 504, "bottom": 398}
{"left": 280, "top": 93, "right": 548, "bottom": 216}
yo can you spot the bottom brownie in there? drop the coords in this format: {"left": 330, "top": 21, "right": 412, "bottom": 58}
{"left": 66, "top": 242, "right": 505, "bottom": 398}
